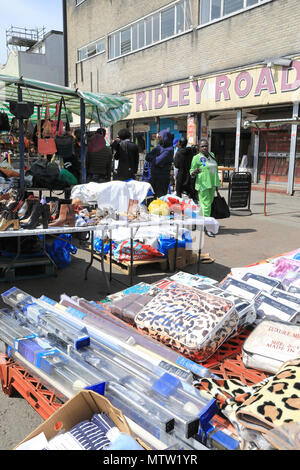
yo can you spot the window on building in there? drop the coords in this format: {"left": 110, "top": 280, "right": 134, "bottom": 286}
{"left": 75, "top": 0, "right": 86, "bottom": 5}
{"left": 138, "top": 21, "right": 145, "bottom": 48}
{"left": 145, "top": 17, "right": 153, "bottom": 46}
{"left": 78, "top": 38, "right": 105, "bottom": 61}
{"left": 108, "top": 0, "right": 192, "bottom": 60}
{"left": 121, "top": 28, "right": 131, "bottom": 54}
{"left": 161, "top": 7, "right": 175, "bottom": 40}
{"left": 132, "top": 23, "right": 138, "bottom": 50}
{"left": 199, "top": 0, "right": 272, "bottom": 25}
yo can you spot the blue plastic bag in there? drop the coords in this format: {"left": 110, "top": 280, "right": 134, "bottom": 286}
{"left": 158, "top": 230, "right": 192, "bottom": 257}
{"left": 45, "top": 234, "right": 77, "bottom": 269}
{"left": 93, "top": 238, "right": 113, "bottom": 254}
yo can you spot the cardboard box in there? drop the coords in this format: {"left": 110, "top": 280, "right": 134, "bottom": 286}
{"left": 168, "top": 248, "right": 197, "bottom": 271}
{"left": 15, "top": 390, "right": 140, "bottom": 450}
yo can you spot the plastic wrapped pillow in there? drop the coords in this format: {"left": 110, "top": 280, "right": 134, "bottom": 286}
{"left": 268, "top": 257, "right": 300, "bottom": 281}
{"left": 281, "top": 270, "right": 300, "bottom": 292}
{"left": 135, "top": 281, "right": 239, "bottom": 362}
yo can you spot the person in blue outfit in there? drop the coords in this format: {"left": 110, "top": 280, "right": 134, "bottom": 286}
{"left": 145, "top": 130, "right": 174, "bottom": 198}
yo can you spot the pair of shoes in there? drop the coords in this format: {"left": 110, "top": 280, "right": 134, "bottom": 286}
{"left": 0, "top": 189, "right": 16, "bottom": 202}
{"left": 19, "top": 198, "right": 40, "bottom": 221}
{"left": 20, "top": 203, "right": 50, "bottom": 230}
{"left": 0, "top": 210, "right": 19, "bottom": 231}
{"left": 48, "top": 204, "right": 75, "bottom": 227}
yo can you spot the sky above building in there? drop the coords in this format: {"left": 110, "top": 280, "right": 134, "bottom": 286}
{"left": 0, "top": 0, "right": 63, "bottom": 66}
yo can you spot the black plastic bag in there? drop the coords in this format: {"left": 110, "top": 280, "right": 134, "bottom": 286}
{"left": 211, "top": 189, "right": 230, "bottom": 219}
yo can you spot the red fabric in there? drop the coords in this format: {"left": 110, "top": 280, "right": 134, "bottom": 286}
{"left": 114, "top": 240, "right": 163, "bottom": 263}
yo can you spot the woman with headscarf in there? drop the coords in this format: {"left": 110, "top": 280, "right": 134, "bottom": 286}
{"left": 145, "top": 130, "right": 174, "bottom": 198}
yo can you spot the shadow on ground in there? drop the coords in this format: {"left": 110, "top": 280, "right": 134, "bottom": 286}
{"left": 217, "top": 227, "right": 257, "bottom": 235}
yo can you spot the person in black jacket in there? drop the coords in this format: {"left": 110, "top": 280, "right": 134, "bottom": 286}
{"left": 111, "top": 128, "right": 139, "bottom": 181}
{"left": 145, "top": 130, "right": 174, "bottom": 198}
{"left": 174, "top": 137, "right": 194, "bottom": 199}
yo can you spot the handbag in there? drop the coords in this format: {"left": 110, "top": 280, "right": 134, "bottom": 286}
{"left": 0, "top": 112, "right": 10, "bottom": 131}
{"left": 24, "top": 119, "right": 35, "bottom": 139}
{"left": 87, "top": 133, "right": 106, "bottom": 153}
{"left": 9, "top": 101, "right": 34, "bottom": 120}
{"left": 38, "top": 137, "right": 57, "bottom": 155}
{"left": 37, "top": 115, "right": 57, "bottom": 156}
{"left": 26, "top": 157, "right": 60, "bottom": 189}
{"left": 51, "top": 102, "right": 64, "bottom": 137}
{"left": 55, "top": 97, "right": 73, "bottom": 158}
{"left": 10, "top": 117, "right": 20, "bottom": 136}
{"left": 42, "top": 102, "right": 52, "bottom": 137}
{"left": 211, "top": 188, "right": 230, "bottom": 219}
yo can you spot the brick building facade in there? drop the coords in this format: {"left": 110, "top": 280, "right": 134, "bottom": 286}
{"left": 65, "top": 0, "right": 300, "bottom": 192}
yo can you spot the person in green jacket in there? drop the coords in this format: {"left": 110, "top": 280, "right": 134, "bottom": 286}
{"left": 190, "top": 139, "right": 220, "bottom": 219}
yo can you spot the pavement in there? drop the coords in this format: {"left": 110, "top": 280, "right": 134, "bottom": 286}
{"left": 0, "top": 183, "right": 299, "bottom": 450}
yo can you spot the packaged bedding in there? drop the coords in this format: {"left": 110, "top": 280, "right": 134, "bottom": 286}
{"left": 242, "top": 319, "right": 300, "bottom": 373}
{"left": 135, "top": 281, "right": 239, "bottom": 362}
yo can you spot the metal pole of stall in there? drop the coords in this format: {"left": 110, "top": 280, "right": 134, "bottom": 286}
{"left": 17, "top": 85, "right": 25, "bottom": 190}
{"left": 80, "top": 98, "right": 86, "bottom": 184}
{"left": 287, "top": 102, "right": 299, "bottom": 196}
{"left": 263, "top": 128, "right": 269, "bottom": 217}
{"left": 253, "top": 131, "right": 260, "bottom": 184}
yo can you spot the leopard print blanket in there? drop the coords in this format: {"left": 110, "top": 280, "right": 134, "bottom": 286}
{"left": 194, "top": 358, "right": 300, "bottom": 450}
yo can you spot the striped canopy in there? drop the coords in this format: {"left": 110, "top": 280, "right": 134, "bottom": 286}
{"left": 0, "top": 73, "right": 132, "bottom": 127}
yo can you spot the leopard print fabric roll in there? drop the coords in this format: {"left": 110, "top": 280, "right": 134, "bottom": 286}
{"left": 135, "top": 282, "right": 239, "bottom": 361}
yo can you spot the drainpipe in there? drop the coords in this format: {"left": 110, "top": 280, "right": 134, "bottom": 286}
{"left": 62, "top": 0, "right": 69, "bottom": 87}
{"left": 235, "top": 109, "right": 242, "bottom": 171}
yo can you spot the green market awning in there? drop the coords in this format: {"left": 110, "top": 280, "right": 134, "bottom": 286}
{"left": 0, "top": 73, "right": 132, "bottom": 127}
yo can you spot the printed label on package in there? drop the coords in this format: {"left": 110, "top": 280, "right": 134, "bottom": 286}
{"left": 242, "top": 273, "right": 281, "bottom": 292}
{"left": 220, "top": 278, "right": 260, "bottom": 301}
{"left": 254, "top": 293, "right": 298, "bottom": 322}
{"left": 271, "top": 289, "right": 300, "bottom": 311}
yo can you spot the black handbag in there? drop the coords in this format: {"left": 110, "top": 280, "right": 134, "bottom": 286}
{"left": 26, "top": 158, "right": 61, "bottom": 189}
{"left": 9, "top": 101, "right": 34, "bottom": 120}
{"left": 0, "top": 112, "right": 10, "bottom": 131}
{"left": 55, "top": 97, "right": 73, "bottom": 159}
{"left": 211, "top": 188, "right": 230, "bottom": 219}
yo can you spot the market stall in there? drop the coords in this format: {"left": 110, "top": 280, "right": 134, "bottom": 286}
{"left": 0, "top": 73, "right": 131, "bottom": 188}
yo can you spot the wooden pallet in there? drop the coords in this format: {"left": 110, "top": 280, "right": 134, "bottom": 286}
{"left": 99, "top": 253, "right": 168, "bottom": 276}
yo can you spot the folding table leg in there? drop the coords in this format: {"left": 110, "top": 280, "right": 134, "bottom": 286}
{"left": 84, "top": 230, "right": 94, "bottom": 280}
{"left": 173, "top": 224, "right": 179, "bottom": 273}
{"left": 3, "top": 236, "right": 21, "bottom": 280}
{"left": 41, "top": 234, "right": 57, "bottom": 277}
{"left": 100, "top": 230, "right": 110, "bottom": 294}
{"left": 130, "top": 228, "right": 134, "bottom": 286}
